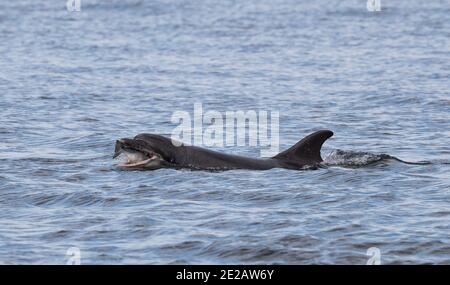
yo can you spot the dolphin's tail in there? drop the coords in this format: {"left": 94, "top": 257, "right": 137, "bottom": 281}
{"left": 272, "top": 130, "right": 333, "bottom": 164}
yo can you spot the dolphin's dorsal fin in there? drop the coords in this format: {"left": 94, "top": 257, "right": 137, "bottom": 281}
{"left": 273, "top": 130, "right": 333, "bottom": 163}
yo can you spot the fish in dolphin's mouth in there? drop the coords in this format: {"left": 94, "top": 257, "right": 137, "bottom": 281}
{"left": 113, "top": 139, "right": 163, "bottom": 169}
{"left": 115, "top": 150, "right": 161, "bottom": 168}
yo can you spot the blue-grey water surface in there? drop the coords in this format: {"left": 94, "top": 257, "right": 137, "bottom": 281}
{"left": 0, "top": 0, "right": 449, "bottom": 264}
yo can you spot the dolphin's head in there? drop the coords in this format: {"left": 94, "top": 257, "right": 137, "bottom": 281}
{"left": 113, "top": 134, "right": 181, "bottom": 170}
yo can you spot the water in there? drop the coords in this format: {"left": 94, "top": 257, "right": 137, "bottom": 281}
{"left": 0, "top": 0, "right": 449, "bottom": 264}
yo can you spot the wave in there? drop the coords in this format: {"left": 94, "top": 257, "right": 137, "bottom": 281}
{"left": 324, "top": 149, "right": 431, "bottom": 167}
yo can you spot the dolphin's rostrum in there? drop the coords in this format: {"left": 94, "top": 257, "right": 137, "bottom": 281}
{"left": 114, "top": 130, "right": 333, "bottom": 171}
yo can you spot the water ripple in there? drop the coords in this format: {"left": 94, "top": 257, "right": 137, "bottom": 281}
{"left": 0, "top": 0, "right": 449, "bottom": 264}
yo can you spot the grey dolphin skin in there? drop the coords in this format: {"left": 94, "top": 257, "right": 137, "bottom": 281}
{"left": 113, "top": 130, "right": 333, "bottom": 171}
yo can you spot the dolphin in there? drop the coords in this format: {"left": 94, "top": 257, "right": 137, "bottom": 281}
{"left": 113, "top": 130, "right": 333, "bottom": 171}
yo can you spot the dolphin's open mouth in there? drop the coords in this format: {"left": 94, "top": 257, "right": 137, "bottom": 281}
{"left": 113, "top": 139, "right": 162, "bottom": 168}
{"left": 115, "top": 151, "right": 153, "bottom": 167}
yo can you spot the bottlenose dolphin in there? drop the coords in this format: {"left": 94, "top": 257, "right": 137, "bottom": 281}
{"left": 113, "top": 130, "right": 333, "bottom": 171}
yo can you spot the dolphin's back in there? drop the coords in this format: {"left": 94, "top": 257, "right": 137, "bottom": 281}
{"left": 179, "top": 145, "right": 279, "bottom": 170}
{"left": 175, "top": 130, "right": 333, "bottom": 170}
